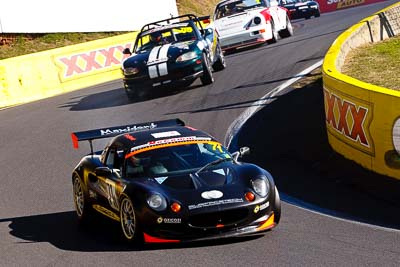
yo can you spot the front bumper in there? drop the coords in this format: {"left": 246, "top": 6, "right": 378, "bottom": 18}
{"left": 123, "top": 59, "right": 203, "bottom": 91}
{"left": 139, "top": 199, "right": 277, "bottom": 243}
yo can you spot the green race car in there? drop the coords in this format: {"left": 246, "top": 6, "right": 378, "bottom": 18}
{"left": 121, "top": 14, "right": 226, "bottom": 100}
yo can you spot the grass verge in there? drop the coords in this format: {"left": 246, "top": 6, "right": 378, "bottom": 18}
{"left": 341, "top": 35, "right": 400, "bottom": 91}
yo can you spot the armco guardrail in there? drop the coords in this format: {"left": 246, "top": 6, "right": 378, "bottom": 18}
{"left": 322, "top": 2, "right": 400, "bottom": 180}
{"left": 0, "top": 32, "right": 137, "bottom": 109}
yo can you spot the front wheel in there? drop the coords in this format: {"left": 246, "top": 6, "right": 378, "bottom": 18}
{"left": 120, "top": 195, "right": 142, "bottom": 242}
{"left": 200, "top": 52, "right": 214, "bottom": 85}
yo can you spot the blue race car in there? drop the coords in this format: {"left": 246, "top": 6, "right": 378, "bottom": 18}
{"left": 121, "top": 14, "right": 226, "bottom": 100}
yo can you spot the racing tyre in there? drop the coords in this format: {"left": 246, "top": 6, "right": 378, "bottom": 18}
{"left": 279, "top": 15, "right": 293, "bottom": 38}
{"left": 273, "top": 186, "right": 281, "bottom": 224}
{"left": 212, "top": 44, "right": 226, "bottom": 72}
{"left": 120, "top": 195, "right": 142, "bottom": 242}
{"left": 200, "top": 52, "right": 214, "bottom": 85}
{"left": 267, "top": 21, "right": 278, "bottom": 44}
{"left": 315, "top": 10, "right": 320, "bottom": 18}
{"left": 72, "top": 174, "right": 93, "bottom": 224}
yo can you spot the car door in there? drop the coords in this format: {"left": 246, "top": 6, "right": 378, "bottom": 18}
{"left": 93, "top": 145, "right": 124, "bottom": 211}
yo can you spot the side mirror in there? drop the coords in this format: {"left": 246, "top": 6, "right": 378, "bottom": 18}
{"left": 232, "top": 146, "right": 250, "bottom": 161}
{"left": 123, "top": 48, "right": 132, "bottom": 55}
{"left": 95, "top": 167, "right": 112, "bottom": 177}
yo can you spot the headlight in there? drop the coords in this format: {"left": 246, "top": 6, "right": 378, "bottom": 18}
{"left": 176, "top": 51, "right": 198, "bottom": 62}
{"left": 253, "top": 16, "right": 262, "bottom": 25}
{"left": 147, "top": 193, "right": 167, "bottom": 211}
{"left": 251, "top": 177, "right": 270, "bottom": 197}
{"left": 123, "top": 67, "right": 139, "bottom": 75}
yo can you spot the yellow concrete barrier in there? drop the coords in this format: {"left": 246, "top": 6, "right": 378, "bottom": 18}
{"left": 322, "top": 2, "right": 400, "bottom": 180}
{"left": 0, "top": 32, "right": 138, "bottom": 108}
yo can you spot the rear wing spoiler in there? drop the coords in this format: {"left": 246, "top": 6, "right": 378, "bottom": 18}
{"left": 71, "top": 118, "right": 185, "bottom": 152}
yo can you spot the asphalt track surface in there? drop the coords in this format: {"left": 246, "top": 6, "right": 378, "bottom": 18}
{"left": 1, "top": 2, "right": 400, "bottom": 266}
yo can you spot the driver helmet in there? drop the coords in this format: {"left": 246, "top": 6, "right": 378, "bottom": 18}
{"left": 150, "top": 31, "right": 162, "bottom": 43}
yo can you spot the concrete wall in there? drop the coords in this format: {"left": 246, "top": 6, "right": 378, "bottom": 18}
{"left": 322, "top": 2, "right": 400, "bottom": 180}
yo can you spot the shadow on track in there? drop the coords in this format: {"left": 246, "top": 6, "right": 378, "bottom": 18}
{"left": 58, "top": 83, "right": 202, "bottom": 111}
{"left": 235, "top": 76, "right": 400, "bottom": 229}
{"left": 0, "top": 212, "right": 263, "bottom": 251}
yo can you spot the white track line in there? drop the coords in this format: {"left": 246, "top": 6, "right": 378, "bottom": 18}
{"left": 225, "top": 60, "right": 323, "bottom": 148}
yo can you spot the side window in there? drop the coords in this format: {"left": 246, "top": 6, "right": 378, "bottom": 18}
{"left": 105, "top": 147, "right": 124, "bottom": 172}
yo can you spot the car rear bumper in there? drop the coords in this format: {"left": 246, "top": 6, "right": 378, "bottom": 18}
{"left": 219, "top": 25, "right": 271, "bottom": 50}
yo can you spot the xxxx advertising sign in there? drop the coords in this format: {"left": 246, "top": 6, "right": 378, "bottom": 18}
{"left": 323, "top": 86, "right": 374, "bottom": 156}
{"left": 316, "top": 0, "right": 385, "bottom": 13}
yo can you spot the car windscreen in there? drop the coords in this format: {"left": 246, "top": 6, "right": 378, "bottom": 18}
{"left": 125, "top": 142, "right": 232, "bottom": 178}
{"left": 215, "top": 0, "right": 266, "bottom": 19}
{"left": 135, "top": 23, "right": 197, "bottom": 52}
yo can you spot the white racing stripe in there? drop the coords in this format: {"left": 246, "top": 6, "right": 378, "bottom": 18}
{"left": 158, "top": 44, "right": 171, "bottom": 76}
{"left": 147, "top": 44, "right": 171, "bottom": 79}
{"left": 148, "top": 46, "right": 161, "bottom": 78}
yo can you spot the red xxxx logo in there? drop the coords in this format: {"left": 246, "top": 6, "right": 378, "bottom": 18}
{"left": 324, "top": 88, "right": 372, "bottom": 153}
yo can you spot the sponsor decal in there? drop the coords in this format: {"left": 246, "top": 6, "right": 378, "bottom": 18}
{"left": 130, "top": 136, "right": 212, "bottom": 152}
{"left": 156, "top": 217, "right": 181, "bottom": 224}
{"left": 259, "top": 201, "right": 269, "bottom": 211}
{"left": 254, "top": 205, "right": 260, "bottom": 214}
{"left": 188, "top": 198, "right": 243, "bottom": 210}
{"left": 324, "top": 88, "right": 373, "bottom": 155}
{"left": 55, "top": 43, "right": 133, "bottom": 82}
{"left": 151, "top": 131, "right": 181, "bottom": 139}
{"left": 100, "top": 123, "right": 157, "bottom": 136}
{"left": 92, "top": 204, "right": 120, "bottom": 222}
{"left": 124, "top": 134, "right": 136, "bottom": 141}
{"left": 154, "top": 177, "right": 168, "bottom": 184}
{"left": 163, "top": 218, "right": 182, "bottom": 224}
{"left": 201, "top": 190, "right": 224, "bottom": 200}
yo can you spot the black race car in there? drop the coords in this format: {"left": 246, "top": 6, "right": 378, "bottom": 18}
{"left": 121, "top": 14, "right": 226, "bottom": 100}
{"left": 71, "top": 119, "right": 280, "bottom": 243}
{"left": 279, "top": 0, "right": 320, "bottom": 20}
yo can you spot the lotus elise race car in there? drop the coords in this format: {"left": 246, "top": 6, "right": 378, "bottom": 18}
{"left": 279, "top": 0, "right": 320, "bottom": 20}
{"left": 121, "top": 14, "right": 226, "bottom": 100}
{"left": 213, "top": 0, "right": 293, "bottom": 52}
{"left": 71, "top": 119, "right": 281, "bottom": 243}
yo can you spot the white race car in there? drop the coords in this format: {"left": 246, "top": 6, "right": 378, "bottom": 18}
{"left": 213, "top": 0, "right": 293, "bottom": 52}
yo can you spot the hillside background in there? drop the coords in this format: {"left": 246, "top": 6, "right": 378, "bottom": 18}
{"left": 0, "top": 0, "right": 220, "bottom": 59}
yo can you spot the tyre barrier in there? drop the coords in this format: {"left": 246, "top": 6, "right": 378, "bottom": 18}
{"left": 0, "top": 32, "right": 138, "bottom": 109}
{"left": 322, "top": 2, "right": 400, "bottom": 180}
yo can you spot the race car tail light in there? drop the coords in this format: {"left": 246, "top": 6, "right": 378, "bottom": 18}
{"left": 259, "top": 29, "right": 265, "bottom": 33}
{"left": 170, "top": 202, "right": 181, "bottom": 213}
{"left": 245, "top": 192, "right": 255, "bottom": 202}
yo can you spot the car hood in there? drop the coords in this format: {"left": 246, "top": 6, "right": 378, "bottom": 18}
{"left": 214, "top": 8, "right": 264, "bottom": 36}
{"left": 122, "top": 41, "right": 200, "bottom": 68}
